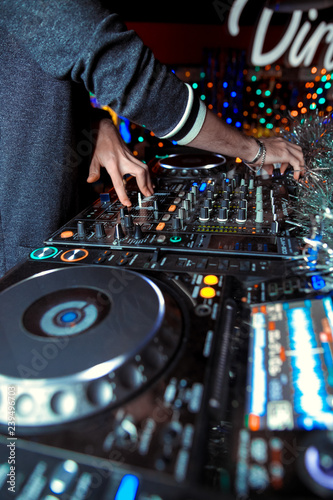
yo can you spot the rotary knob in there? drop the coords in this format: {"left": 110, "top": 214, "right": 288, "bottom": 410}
{"left": 134, "top": 224, "right": 144, "bottom": 239}
{"left": 236, "top": 208, "right": 246, "bottom": 223}
{"left": 199, "top": 207, "right": 210, "bottom": 222}
{"left": 94, "top": 222, "right": 106, "bottom": 239}
{"left": 114, "top": 223, "right": 125, "bottom": 239}
{"left": 77, "top": 221, "right": 86, "bottom": 239}
{"left": 124, "top": 214, "right": 134, "bottom": 229}
{"left": 217, "top": 208, "right": 228, "bottom": 222}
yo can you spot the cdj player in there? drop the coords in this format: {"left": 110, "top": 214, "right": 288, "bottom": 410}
{"left": 0, "top": 152, "right": 332, "bottom": 500}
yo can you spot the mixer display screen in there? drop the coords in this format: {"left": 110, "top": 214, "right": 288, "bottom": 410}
{"left": 246, "top": 295, "right": 333, "bottom": 431}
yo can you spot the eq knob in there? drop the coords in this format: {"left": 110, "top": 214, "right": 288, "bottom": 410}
{"left": 190, "top": 185, "right": 198, "bottom": 200}
{"left": 95, "top": 222, "right": 106, "bottom": 238}
{"left": 172, "top": 217, "right": 182, "bottom": 230}
{"left": 204, "top": 198, "right": 212, "bottom": 210}
{"left": 199, "top": 207, "right": 210, "bottom": 222}
{"left": 178, "top": 208, "right": 186, "bottom": 220}
{"left": 236, "top": 208, "right": 246, "bottom": 223}
{"left": 77, "top": 221, "right": 86, "bottom": 239}
{"left": 124, "top": 214, "right": 134, "bottom": 228}
{"left": 217, "top": 208, "right": 228, "bottom": 222}
{"left": 119, "top": 207, "right": 128, "bottom": 218}
{"left": 114, "top": 223, "right": 125, "bottom": 239}
{"left": 221, "top": 199, "right": 230, "bottom": 210}
{"left": 134, "top": 223, "right": 144, "bottom": 239}
{"left": 153, "top": 200, "right": 159, "bottom": 211}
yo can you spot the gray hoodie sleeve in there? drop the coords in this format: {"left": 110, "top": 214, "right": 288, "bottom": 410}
{"left": 1, "top": 0, "right": 206, "bottom": 143}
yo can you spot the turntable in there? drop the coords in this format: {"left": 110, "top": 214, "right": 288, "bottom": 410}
{"left": 0, "top": 266, "right": 184, "bottom": 427}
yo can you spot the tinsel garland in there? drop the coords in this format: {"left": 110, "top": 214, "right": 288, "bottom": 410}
{"left": 281, "top": 111, "right": 333, "bottom": 278}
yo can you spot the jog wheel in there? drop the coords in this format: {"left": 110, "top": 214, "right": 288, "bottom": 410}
{"left": 0, "top": 266, "right": 183, "bottom": 428}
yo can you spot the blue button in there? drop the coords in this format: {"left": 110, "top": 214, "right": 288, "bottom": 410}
{"left": 115, "top": 475, "right": 139, "bottom": 500}
{"left": 60, "top": 312, "right": 78, "bottom": 323}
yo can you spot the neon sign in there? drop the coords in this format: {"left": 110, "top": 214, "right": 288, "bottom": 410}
{"left": 228, "top": 0, "right": 333, "bottom": 70}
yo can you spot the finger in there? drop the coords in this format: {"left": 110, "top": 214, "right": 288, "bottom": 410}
{"left": 123, "top": 153, "right": 154, "bottom": 196}
{"left": 104, "top": 164, "right": 132, "bottom": 207}
{"left": 133, "top": 168, "right": 154, "bottom": 197}
{"left": 279, "top": 162, "right": 289, "bottom": 175}
{"left": 87, "top": 158, "right": 101, "bottom": 183}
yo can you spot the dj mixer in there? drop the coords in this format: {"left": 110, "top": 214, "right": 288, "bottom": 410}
{"left": 0, "top": 152, "right": 332, "bottom": 500}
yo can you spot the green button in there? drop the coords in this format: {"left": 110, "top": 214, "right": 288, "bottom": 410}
{"left": 170, "top": 236, "right": 182, "bottom": 243}
{"left": 30, "top": 246, "right": 58, "bottom": 260}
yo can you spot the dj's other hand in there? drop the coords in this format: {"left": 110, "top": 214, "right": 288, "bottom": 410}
{"left": 87, "top": 118, "right": 154, "bottom": 206}
{"left": 254, "top": 137, "right": 305, "bottom": 181}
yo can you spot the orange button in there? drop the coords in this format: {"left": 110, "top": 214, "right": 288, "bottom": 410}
{"left": 248, "top": 413, "right": 261, "bottom": 431}
{"left": 60, "top": 230, "right": 74, "bottom": 239}
{"left": 168, "top": 205, "right": 177, "bottom": 212}
{"left": 60, "top": 248, "right": 89, "bottom": 262}
{"left": 156, "top": 222, "right": 165, "bottom": 231}
{"left": 203, "top": 275, "right": 219, "bottom": 286}
{"left": 200, "top": 287, "right": 216, "bottom": 299}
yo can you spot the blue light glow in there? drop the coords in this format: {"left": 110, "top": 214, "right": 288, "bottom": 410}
{"left": 311, "top": 275, "right": 326, "bottom": 290}
{"left": 115, "top": 475, "right": 139, "bottom": 500}
{"left": 119, "top": 120, "right": 131, "bottom": 144}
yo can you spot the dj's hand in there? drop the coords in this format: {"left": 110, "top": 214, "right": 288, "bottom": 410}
{"left": 258, "top": 137, "right": 305, "bottom": 180}
{"left": 87, "top": 118, "right": 154, "bottom": 206}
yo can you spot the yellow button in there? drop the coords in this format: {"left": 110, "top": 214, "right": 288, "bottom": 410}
{"left": 156, "top": 222, "right": 165, "bottom": 231}
{"left": 60, "top": 230, "right": 74, "bottom": 239}
{"left": 168, "top": 205, "right": 177, "bottom": 212}
{"left": 203, "top": 275, "right": 219, "bottom": 286}
{"left": 200, "top": 287, "right": 216, "bottom": 299}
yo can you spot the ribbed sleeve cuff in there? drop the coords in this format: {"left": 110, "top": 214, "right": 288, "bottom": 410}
{"left": 158, "top": 83, "right": 207, "bottom": 145}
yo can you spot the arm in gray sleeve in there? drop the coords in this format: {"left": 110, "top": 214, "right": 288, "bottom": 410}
{"left": 1, "top": 0, "right": 206, "bottom": 143}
